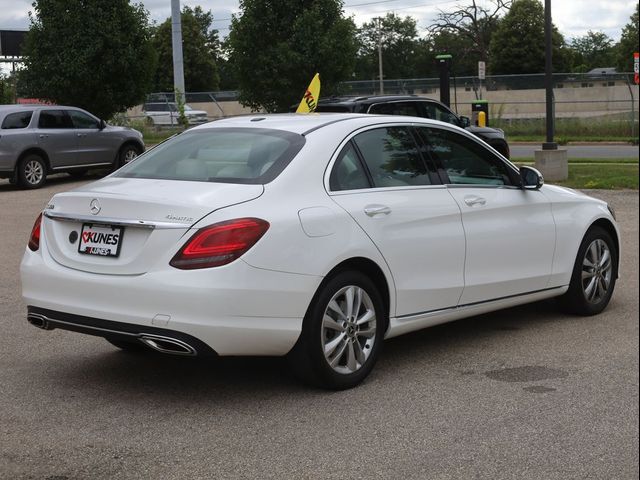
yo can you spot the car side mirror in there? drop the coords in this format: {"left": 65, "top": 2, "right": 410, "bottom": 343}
{"left": 99, "top": 119, "right": 107, "bottom": 130}
{"left": 520, "top": 166, "right": 544, "bottom": 190}
{"left": 459, "top": 116, "right": 471, "bottom": 128}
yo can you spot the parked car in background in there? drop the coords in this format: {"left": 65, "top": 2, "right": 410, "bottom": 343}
{"left": 315, "top": 95, "right": 510, "bottom": 158}
{"left": 0, "top": 105, "right": 144, "bottom": 189}
{"left": 22, "top": 114, "right": 618, "bottom": 389}
{"left": 142, "top": 102, "right": 208, "bottom": 126}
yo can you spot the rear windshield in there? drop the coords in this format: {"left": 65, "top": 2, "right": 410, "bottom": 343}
{"left": 115, "top": 128, "right": 305, "bottom": 184}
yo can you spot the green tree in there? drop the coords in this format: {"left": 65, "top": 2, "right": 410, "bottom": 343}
{"left": 151, "top": 6, "right": 220, "bottom": 92}
{"left": 0, "top": 73, "right": 15, "bottom": 104}
{"left": 615, "top": 3, "right": 639, "bottom": 72}
{"left": 489, "top": 0, "right": 572, "bottom": 74}
{"left": 227, "top": 0, "right": 358, "bottom": 112}
{"left": 571, "top": 31, "right": 616, "bottom": 71}
{"left": 429, "top": 29, "right": 480, "bottom": 76}
{"left": 20, "top": 0, "right": 156, "bottom": 120}
{"left": 355, "top": 14, "right": 421, "bottom": 80}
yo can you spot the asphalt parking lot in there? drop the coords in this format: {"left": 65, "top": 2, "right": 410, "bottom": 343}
{"left": 1, "top": 174, "right": 638, "bottom": 479}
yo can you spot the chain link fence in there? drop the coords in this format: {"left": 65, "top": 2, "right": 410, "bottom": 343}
{"left": 125, "top": 72, "right": 638, "bottom": 140}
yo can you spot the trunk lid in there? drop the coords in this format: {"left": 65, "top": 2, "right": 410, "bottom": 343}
{"left": 42, "top": 177, "right": 264, "bottom": 275}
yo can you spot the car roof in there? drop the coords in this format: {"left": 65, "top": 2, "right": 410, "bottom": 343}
{"left": 0, "top": 105, "right": 87, "bottom": 112}
{"left": 318, "top": 95, "right": 430, "bottom": 105}
{"left": 192, "top": 112, "right": 450, "bottom": 135}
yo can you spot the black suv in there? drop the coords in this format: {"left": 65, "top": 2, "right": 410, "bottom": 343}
{"left": 315, "top": 95, "right": 510, "bottom": 158}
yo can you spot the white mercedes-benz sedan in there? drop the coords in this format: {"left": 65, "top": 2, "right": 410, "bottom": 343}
{"left": 21, "top": 114, "right": 620, "bottom": 389}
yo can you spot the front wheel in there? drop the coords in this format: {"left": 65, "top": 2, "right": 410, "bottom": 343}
{"left": 288, "top": 270, "right": 385, "bottom": 389}
{"left": 116, "top": 144, "right": 141, "bottom": 169}
{"left": 558, "top": 226, "right": 617, "bottom": 316}
{"left": 17, "top": 154, "right": 47, "bottom": 189}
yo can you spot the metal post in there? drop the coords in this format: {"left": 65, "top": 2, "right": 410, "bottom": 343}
{"left": 377, "top": 18, "right": 384, "bottom": 95}
{"left": 171, "top": 0, "right": 185, "bottom": 103}
{"left": 543, "top": 0, "right": 557, "bottom": 150}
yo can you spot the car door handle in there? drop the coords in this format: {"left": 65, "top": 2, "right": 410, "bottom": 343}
{"left": 464, "top": 195, "right": 486, "bottom": 207}
{"left": 39, "top": 134, "right": 49, "bottom": 139}
{"left": 76, "top": 133, "right": 86, "bottom": 137}
{"left": 364, "top": 204, "right": 392, "bottom": 216}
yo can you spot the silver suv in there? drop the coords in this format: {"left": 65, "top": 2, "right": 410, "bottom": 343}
{"left": 0, "top": 105, "right": 145, "bottom": 189}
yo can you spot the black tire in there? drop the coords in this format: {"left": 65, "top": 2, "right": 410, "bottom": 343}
{"left": 67, "top": 168, "right": 88, "bottom": 178}
{"left": 557, "top": 226, "right": 617, "bottom": 316}
{"left": 106, "top": 337, "right": 149, "bottom": 353}
{"left": 116, "top": 144, "right": 141, "bottom": 170}
{"left": 17, "top": 154, "right": 47, "bottom": 189}
{"left": 287, "top": 270, "right": 386, "bottom": 390}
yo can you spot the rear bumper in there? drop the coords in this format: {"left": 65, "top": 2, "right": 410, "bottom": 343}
{"left": 21, "top": 244, "right": 322, "bottom": 356}
{"left": 27, "top": 306, "right": 217, "bottom": 356}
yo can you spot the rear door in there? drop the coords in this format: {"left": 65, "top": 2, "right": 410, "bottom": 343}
{"left": 36, "top": 109, "right": 78, "bottom": 167}
{"left": 68, "top": 109, "right": 116, "bottom": 165}
{"left": 327, "top": 125, "right": 466, "bottom": 317}
{"left": 417, "top": 126, "right": 555, "bottom": 305}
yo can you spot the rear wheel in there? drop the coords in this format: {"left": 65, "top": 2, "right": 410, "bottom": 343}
{"left": 17, "top": 154, "right": 47, "bottom": 189}
{"left": 288, "top": 270, "right": 385, "bottom": 389}
{"left": 558, "top": 226, "right": 617, "bottom": 315}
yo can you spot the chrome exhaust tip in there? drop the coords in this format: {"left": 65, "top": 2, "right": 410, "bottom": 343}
{"left": 138, "top": 334, "right": 197, "bottom": 356}
{"left": 27, "top": 313, "right": 53, "bottom": 330}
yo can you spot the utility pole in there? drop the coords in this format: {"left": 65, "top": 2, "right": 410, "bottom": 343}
{"left": 377, "top": 17, "right": 384, "bottom": 95}
{"left": 543, "top": 0, "right": 556, "bottom": 150}
{"left": 171, "top": 0, "right": 185, "bottom": 104}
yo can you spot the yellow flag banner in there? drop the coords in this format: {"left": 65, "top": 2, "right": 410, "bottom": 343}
{"left": 296, "top": 73, "right": 321, "bottom": 113}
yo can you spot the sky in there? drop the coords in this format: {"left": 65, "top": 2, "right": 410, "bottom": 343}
{"left": 0, "top": 0, "right": 636, "bottom": 42}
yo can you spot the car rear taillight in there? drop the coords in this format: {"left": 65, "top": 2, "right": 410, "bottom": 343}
{"left": 170, "top": 218, "right": 269, "bottom": 270}
{"left": 28, "top": 212, "right": 43, "bottom": 251}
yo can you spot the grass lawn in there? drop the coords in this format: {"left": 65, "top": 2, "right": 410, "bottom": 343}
{"left": 513, "top": 162, "right": 638, "bottom": 189}
{"left": 512, "top": 157, "right": 639, "bottom": 164}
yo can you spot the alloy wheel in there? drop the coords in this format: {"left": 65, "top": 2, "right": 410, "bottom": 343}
{"left": 24, "top": 160, "right": 44, "bottom": 185}
{"left": 581, "top": 238, "right": 612, "bottom": 304}
{"left": 322, "top": 285, "right": 377, "bottom": 374}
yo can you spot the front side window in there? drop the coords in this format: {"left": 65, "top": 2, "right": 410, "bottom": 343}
{"left": 69, "top": 110, "right": 99, "bottom": 129}
{"left": 423, "top": 103, "right": 459, "bottom": 126}
{"left": 417, "top": 127, "right": 514, "bottom": 186}
{"left": 115, "top": 128, "right": 305, "bottom": 184}
{"left": 353, "top": 127, "right": 431, "bottom": 188}
{"left": 38, "top": 110, "right": 73, "bottom": 129}
{"left": 329, "top": 143, "right": 370, "bottom": 191}
{"left": 1, "top": 111, "right": 33, "bottom": 129}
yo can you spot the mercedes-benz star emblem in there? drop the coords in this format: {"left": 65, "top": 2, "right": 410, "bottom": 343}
{"left": 89, "top": 198, "right": 101, "bottom": 215}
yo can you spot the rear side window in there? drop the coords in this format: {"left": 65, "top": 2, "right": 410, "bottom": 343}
{"left": 315, "top": 105, "right": 352, "bottom": 113}
{"left": 417, "top": 127, "right": 514, "bottom": 186}
{"left": 368, "top": 102, "right": 421, "bottom": 117}
{"left": 1, "top": 111, "right": 33, "bottom": 129}
{"left": 115, "top": 128, "right": 305, "bottom": 184}
{"left": 38, "top": 110, "right": 73, "bottom": 129}
{"left": 329, "top": 143, "right": 370, "bottom": 191}
{"left": 353, "top": 127, "right": 431, "bottom": 188}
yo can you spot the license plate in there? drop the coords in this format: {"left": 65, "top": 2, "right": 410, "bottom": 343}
{"left": 78, "top": 224, "right": 124, "bottom": 257}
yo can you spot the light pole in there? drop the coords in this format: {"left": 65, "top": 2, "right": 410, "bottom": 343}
{"left": 377, "top": 17, "right": 384, "bottom": 95}
{"left": 171, "top": 0, "right": 185, "bottom": 104}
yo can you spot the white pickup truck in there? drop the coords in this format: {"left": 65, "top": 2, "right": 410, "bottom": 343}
{"left": 143, "top": 102, "right": 208, "bottom": 126}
